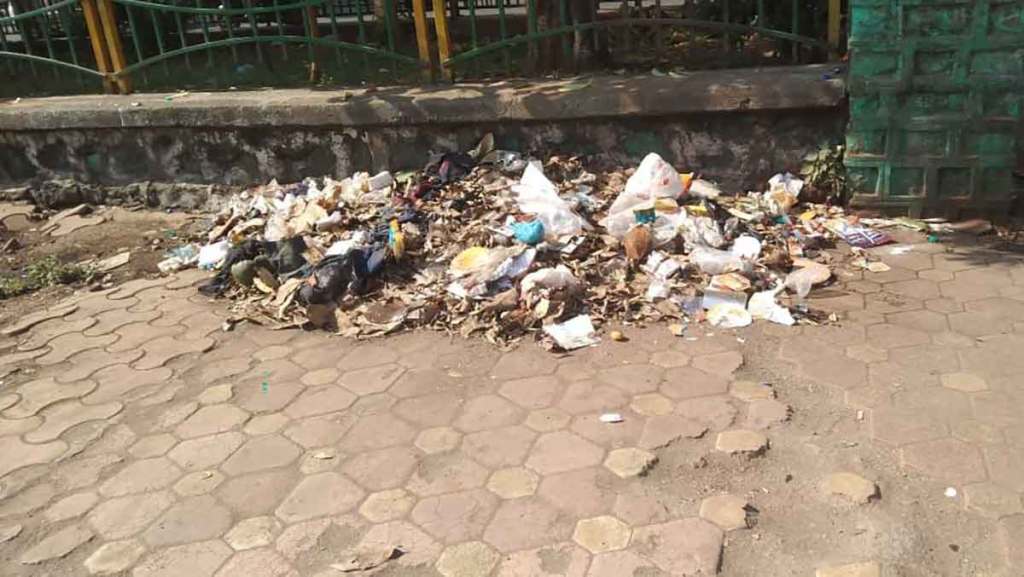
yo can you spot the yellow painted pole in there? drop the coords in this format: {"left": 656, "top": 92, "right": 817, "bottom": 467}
{"left": 96, "top": 0, "right": 132, "bottom": 94}
{"left": 827, "top": 0, "right": 842, "bottom": 57}
{"left": 431, "top": 0, "right": 452, "bottom": 81}
{"left": 411, "top": 0, "right": 432, "bottom": 80}
{"left": 80, "top": 0, "right": 114, "bottom": 93}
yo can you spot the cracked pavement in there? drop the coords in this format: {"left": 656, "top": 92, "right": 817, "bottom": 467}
{"left": 0, "top": 235, "right": 1023, "bottom": 576}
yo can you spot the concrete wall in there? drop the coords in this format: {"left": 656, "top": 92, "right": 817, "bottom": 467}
{"left": 0, "top": 65, "right": 846, "bottom": 203}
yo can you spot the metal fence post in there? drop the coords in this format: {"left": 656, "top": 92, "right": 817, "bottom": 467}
{"left": 96, "top": 0, "right": 132, "bottom": 93}
{"left": 827, "top": 0, "right": 842, "bottom": 57}
{"left": 80, "top": 0, "right": 114, "bottom": 93}
{"left": 412, "top": 0, "right": 433, "bottom": 80}
{"left": 432, "top": 0, "right": 452, "bottom": 80}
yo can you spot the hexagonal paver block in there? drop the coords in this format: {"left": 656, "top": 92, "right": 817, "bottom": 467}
{"left": 691, "top": 350, "right": 743, "bottom": 376}
{"left": 815, "top": 562, "right": 881, "bottom": 577}
{"left": 714, "top": 430, "right": 768, "bottom": 456}
{"left": 483, "top": 497, "right": 574, "bottom": 553}
{"left": 174, "top": 405, "right": 250, "bottom": 439}
{"left": 525, "top": 408, "right": 572, "bottom": 432}
{"left": 133, "top": 539, "right": 231, "bottom": 577}
{"left": 603, "top": 448, "right": 657, "bottom": 478}
{"left": 222, "top": 435, "right": 301, "bottom": 476}
{"left": 901, "top": 438, "right": 987, "bottom": 485}
{"left": 455, "top": 395, "right": 524, "bottom": 432}
{"left": 99, "top": 458, "right": 181, "bottom": 497}
{"left": 557, "top": 382, "right": 629, "bottom": 415}
{"left": 940, "top": 372, "right": 988, "bottom": 392}
{"left": 224, "top": 516, "right": 283, "bottom": 551}
{"left": 869, "top": 406, "right": 947, "bottom": 446}
{"left": 597, "top": 364, "right": 664, "bottom": 394}
{"left": 197, "top": 384, "right": 234, "bottom": 405}
{"left": 538, "top": 467, "right": 616, "bottom": 519}
{"left": 412, "top": 489, "right": 498, "bottom": 543}
{"left": 359, "top": 489, "right": 416, "bottom": 522}
{"left": 174, "top": 470, "right": 225, "bottom": 496}
{"left": 525, "top": 431, "right": 604, "bottom": 475}
{"left": 491, "top": 349, "right": 558, "bottom": 380}
{"left": 339, "top": 363, "right": 405, "bottom": 396}
{"left": 745, "top": 399, "right": 791, "bottom": 430}
{"left": 629, "top": 393, "right": 674, "bottom": 416}
{"left": 650, "top": 350, "right": 691, "bottom": 368}
{"left": 493, "top": 542, "right": 590, "bottom": 577}
{"left": 659, "top": 367, "right": 730, "bottom": 400}
{"left": 572, "top": 516, "right": 630, "bottom": 554}
{"left": 822, "top": 472, "right": 880, "bottom": 504}
{"left": 283, "top": 386, "right": 356, "bottom": 419}
{"left": 415, "top": 427, "right": 462, "bottom": 454}
{"left": 499, "top": 376, "right": 564, "bottom": 409}
{"left": 339, "top": 413, "right": 417, "bottom": 452}
{"left": 962, "top": 482, "right": 1023, "bottom": 519}
{"left": 84, "top": 539, "right": 146, "bottom": 575}
{"left": 44, "top": 492, "right": 98, "bottom": 523}
{"left": 168, "top": 432, "right": 245, "bottom": 471}
{"left": 143, "top": 495, "right": 233, "bottom": 547}
{"left": 407, "top": 452, "right": 490, "bottom": 497}
{"left": 699, "top": 494, "right": 750, "bottom": 531}
{"left": 728, "top": 381, "right": 775, "bottom": 402}
{"left": 129, "top": 434, "right": 178, "bottom": 459}
{"left": 639, "top": 416, "right": 707, "bottom": 450}
{"left": 217, "top": 469, "right": 298, "bottom": 518}
{"left": 393, "top": 392, "right": 464, "bottom": 427}
{"left": 213, "top": 548, "right": 296, "bottom": 577}
{"left": 462, "top": 425, "right": 537, "bottom": 468}
{"left": 88, "top": 491, "right": 176, "bottom": 539}
{"left": 276, "top": 472, "right": 365, "bottom": 522}
{"left": 19, "top": 523, "right": 94, "bottom": 565}
{"left": 356, "top": 521, "right": 442, "bottom": 568}
{"left": 631, "top": 518, "right": 723, "bottom": 576}
{"left": 487, "top": 467, "right": 540, "bottom": 499}
{"left": 341, "top": 446, "right": 419, "bottom": 490}
{"left": 436, "top": 541, "right": 500, "bottom": 577}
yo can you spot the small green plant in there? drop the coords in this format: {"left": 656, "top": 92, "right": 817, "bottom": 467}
{"left": 0, "top": 256, "right": 94, "bottom": 300}
{"left": 801, "top": 144, "right": 847, "bottom": 204}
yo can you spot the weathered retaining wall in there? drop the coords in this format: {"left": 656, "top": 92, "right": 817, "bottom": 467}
{"left": 0, "top": 65, "right": 846, "bottom": 201}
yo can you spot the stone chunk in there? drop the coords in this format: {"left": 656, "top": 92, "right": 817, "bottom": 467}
{"left": 714, "top": 430, "right": 768, "bottom": 456}
{"left": 729, "top": 381, "right": 775, "bottom": 402}
{"left": 603, "top": 448, "right": 658, "bottom": 478}
{"left": 823, "top": 472, "right": 880, "bottom": 504}
{"left": 745, "top": 399, "right": 791, "bottom": 430}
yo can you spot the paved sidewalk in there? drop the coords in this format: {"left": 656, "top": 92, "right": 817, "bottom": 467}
{"left": 0, "top": 234, "right": 1022, "bottom": 576}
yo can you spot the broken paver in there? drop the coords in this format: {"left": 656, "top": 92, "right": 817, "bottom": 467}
{"left": 572, "top": 516, "right": 631, "bottom": 553}
{"left": 745, "top": 399, "right": 791, "bottom": 430}
{"left": 715, "top": 430, "right": 768, "bottom": 456}
{"left": 728, "top": 380, "right": 775, "bottom": 402}
{"left": 699, "top": 494, "right": 750, "bottom": 531}
{"left": 823, "top": 472, "right": 880, "bottom": 504}
{"left": 225, "top": 516, "right": 283, "bottom": 551}
{"left": 631, "top": 518, "right": 723, "bottom": 576}
{"left": 20, "top": 523, "right": 94, "bottom": 564}
{"left": 133, "top": 539, "right": 232, "bottom": 577}
{"left": 603, "top": 448, "right": 658, "bottom": 478}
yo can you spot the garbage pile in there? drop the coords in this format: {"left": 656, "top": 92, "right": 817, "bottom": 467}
{"left": 184, "top": 137, "right": 893, "bottom": 350}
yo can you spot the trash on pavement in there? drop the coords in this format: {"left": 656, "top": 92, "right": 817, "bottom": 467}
{"left": 600, "top": 412, "right": 624, "bottom": 423}
{"left": 543, "top": 315, "right": 599, "bottom": 350}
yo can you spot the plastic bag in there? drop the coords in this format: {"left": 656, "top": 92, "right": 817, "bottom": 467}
{"left": 730, "top": 236, "right": 762, "bottom": 260}
{"left": 544, "top": 315, "right": 600, "bottom": 350}
{"left": 690, "top": 246, "right": 750, "bottom": 275}
{"left": 748, "top": 289, "right": 795, "bottom": 326}
{"left": 520, "top": 265, "right": 579, "bottom": 296}
{"left": 198, "top": 241, "right": 230, "bottom": 270}
{"left": 600, "top": 153, "right": 684, "bottom": 238}
{"left": 679, "top": 215, "right": 725, "bottom": 249}
{"left": 512, "top": 163, "right": 586, "bottom": 239}
{"left": 707, "top": 303, "right": 752, "bottom": 328}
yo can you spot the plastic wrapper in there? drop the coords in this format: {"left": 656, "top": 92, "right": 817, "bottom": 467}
{"left": 600, "top": 153, "right": 684, "bottom": 238}
{"left": 690, "top": 246, "right": 750, "bottom": 275}
{"left": 512, "top": 163, "right": 586, "bottom": 239}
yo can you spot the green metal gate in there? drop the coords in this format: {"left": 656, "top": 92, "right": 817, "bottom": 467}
{"left": 846, "top": 0, "right": 1024, "bottom": 215}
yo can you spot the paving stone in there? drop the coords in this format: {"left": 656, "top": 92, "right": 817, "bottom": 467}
{"left": 902, "top": 438, "right": 988, "bottom": 485}
{"left": 130, "top": 433, "right": 178, "bottom": 458}
{"left": 337, "top": 343, "right": 400, "bottom": 371}
{"left": 338, "top": 413, "right": 417, "bottom": 452}
{"left": 499, "top": 376, "right": 564, "bottom": 409}
{"left": 604, "top": 448, "right": 657, "bottom": 478}
{"left": 99, "top": 457, "right": 181, "bottom": 496}
{"left": 714, "top": 430, "right": 768, "bottom": 456}
{"left": 84, "top": 539, "right": 146, "bottom": 575}
{"left": 587, "top": 550, "right": 664, "bottom": 577}
{"left": 691, "top": 350, "right": 743, "bottom": 376}
{"left": 998, "top": 514, "right": 1024, "bottom": 571}
{"left": 198, "top": 384, "right": 235, "bottom": 405}
{"left": 341, "top": 446, "right": 420, "bottom": 490}
{"left": 214, "top": 548, "right": 297, "bottom": 577}
{"left": 823, "top": 472, "right": 880, "bottom": 504}
{"left": 660, "top": 367, "right": 730, "bottom": 400}
{"left": 525, "top": 407, "right": 572, "bottom": 432}
{"left": 284, "top": 412, "right": 355, "bottom": 448}
{"left": 415, "top": 426, "right": 463, "bottom": 454}
{"left": 454, "top": 394, "right": 524, "bottom": 432}
{"left": 985, "top": 446, "right": 1024, "bottom": 492}
{"left": 493, "top": 542, "right": 590, "bottom": 577}
{"left": 815, "top": 562, "right": 881, "bottom": 577}
{"left": 276, "top": 472, "right": 365, "bottom": 522}
{"left": 0, "top": 524, "right": 22, "bottom": 544}
{"left": 224, "top": 517, "right": 284, "bottom": 551}
{"left": 223, "top": 435, "right": 301, "bottom": 476}
{"left": 359, "top": 489, "right": 416, "bottom": 522}
{"left": 407, "top": 451, "right": 490, "bottom": 496}
{"left": 36, "top": 333, "right": 119, "bottom": 367}
{"left": 218, "top": 469, "right": 298, "bottom": 517}
{"left": 54, "top": 453, "right": 123, "bottom": 491}
{"left": 85, "top": 365, "right": 173, "bottom": 405}
{"left": 962, "top": 482, "right": 1023, "bottom": 519}
{"left": 0, "top": 414, "right": 42, "bottom": 437}
{"left": 134, "top": 539, "right": 232, "bottom": 577}
{"left": 632, "top": 518, "right": 723, "bottom": 576}
{"left": 941, "top": 372, "right": 989, "bottom": 392}
{"left": 144, "top": 494, "right": 233, "bottom": 547}
{"left": 20, "top": 523, "right": 94, "bottom": 564}
{"left": 538, "top": 466, "right": 617, "bottom": 519}
{"left": 283, "top": 385, "right": 356, "bottom": 419}
{"left": 745, "top": 399, "right": 791, "bottom": 430}
{"left": 173, "top": 404, "right": 250, "bottom": 439}
{"left": 557, "top": 381, "right": 630, "bottom": 415}
{"left": 244, "top": 413, "right": 290, "bottom": 435}
{"left": 613, "top": 492, "right": 674, "bottom": 526}
{"left": 1, "top": 303, "right": 77, "bottom": 336}
{"left": 526, "top": 431, "right": 604, "bottom": 474}
{"left": 845, "top": 344, "right": 888, "bottom": 363}
{"left": 630, "top": 393, "right": 675, "bottom": 416}
{"left": 17, "top": 317, "right": 98, "bottom": 351}
{"left": 491, "top": 348, "right": 558, "bottom": 380}
{"left": 411, "top": 489, "right": 498, "bottom": 543}
{"left": 569, "top": 411, "right": 645, "bottom": 448}
{"left": 727, "top": 381, "right": 775, "bottom": 402}
{"left": 3, "top": 376, "right": 96, "bottom": 419}
{"left": 174, "top": 470, "right": 226, "bottom": 496}
{"left": 26, "top": 400, "right": 123, "bottom": 443}
{"left": 869, "top": 407, "right": 947, "bottom": 446}
{"left": 572, "top": 516, "right": 631, "bottom": 553}
{"left": 0, "top": 348, "right": 49, "bottom": 374}
{"left": 44, "top": 491, "right": 99, "bottom": 523}
{"left": 339, "top": 363, "right": 405, "bottom": 395}
{"left": 486, "top": 467, "right": 539, "bottom": 499}
{"left": 674, "top": 396, "right": 739, "bottom": 430}
{"left": 85, "top": 308, "right": 162, "bottom": 337}
{"left": 108, "top": 277, "right": 174, "bottom": 300}
{"left": 273, "top": 519, "right": 332, "bottom": 561}
{"left": 463, "top": 425, "right": 537, "bottom": 468}
{"left": 87, "top": 491, "right": 176, "bottom": 539}
{"left": 235, "top": 377, "right": 304, "bottom": 414}
{"left": 0, "top": 483, "right": 55, "bottom": 518}
{"left": 597, "top": 364, "right": 664, "bottom": 394}
{"left": 639, "top": 415, "right": 708, "bottom": 450}
{"left": 168, "top": 432, "right": 245, "bottom": 471}
{"left": 650, "top": 350, "right": 691, "bottom": 368}
{"left": 483, "top": 497, "right": 574, "bottom": 553}
{"left": 300, "top": 367, "right": 339, "bottom": 387}
{"left": 436, "top": 541, "right": 500, "bottom": 577}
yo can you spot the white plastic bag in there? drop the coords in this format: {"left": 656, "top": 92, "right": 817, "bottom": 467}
{"left": 748, "top": 288, "right": 795, "bottom": 326}
{"left": 690, "top": 246, "right": 749, "bottom": 275}
{"left": 197, "top": 240, "right": 230, "bottom": 270}
{"left": 520, "top": 265, "right": 579, "bottom": 296}
{"left": 543, "top": 315, "right": 600, "bottom": 350}
{"left": 600, "top": 153, "right": 683, "bottom": 238}
{"left": 512, "top": 163, "right": 586, "bottom": 239}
